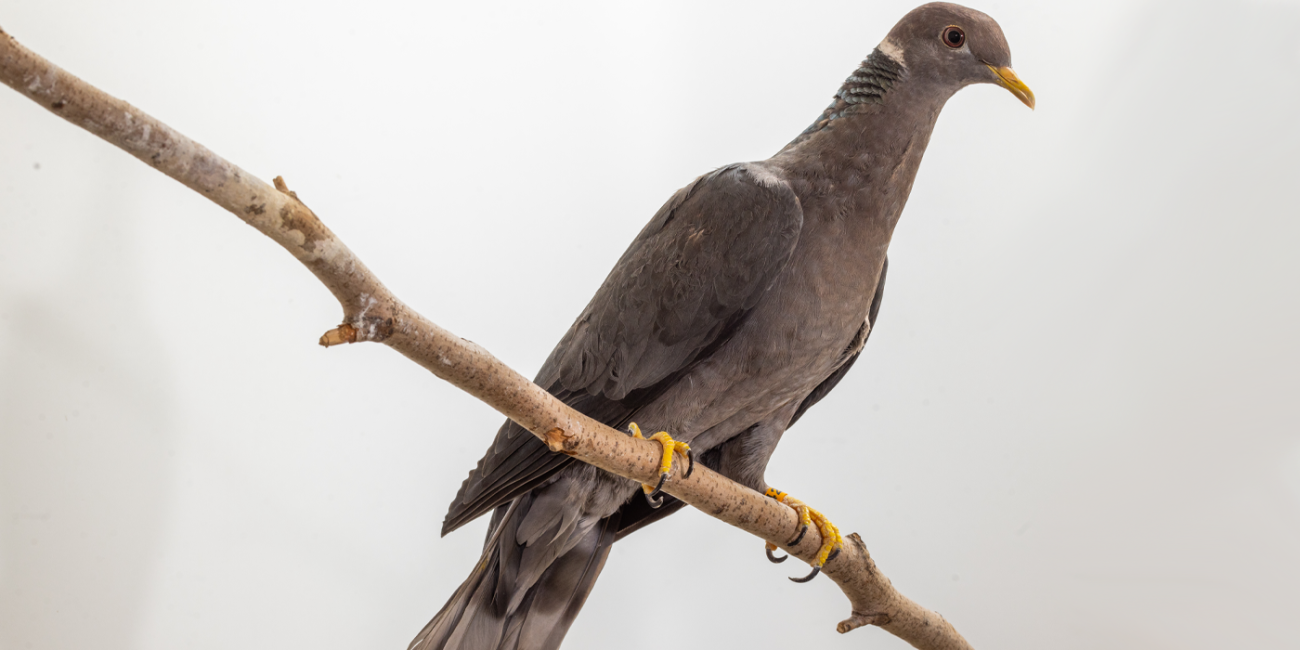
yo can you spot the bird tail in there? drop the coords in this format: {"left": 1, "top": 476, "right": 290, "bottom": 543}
{"left": 410, "top": 494, "right": 618, "bottom": 650}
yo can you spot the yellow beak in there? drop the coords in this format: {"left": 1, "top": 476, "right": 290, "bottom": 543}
{"left": 988, "top": 65, "right": 1035, "bottom": 109}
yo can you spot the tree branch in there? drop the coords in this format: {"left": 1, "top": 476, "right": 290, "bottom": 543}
{"left": 0, "top": 25, "right": 972, "bottom": 650}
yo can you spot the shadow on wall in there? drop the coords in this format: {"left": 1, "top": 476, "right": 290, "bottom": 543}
{"left": 0, "top": 161, "right": 177, "bottom": 649}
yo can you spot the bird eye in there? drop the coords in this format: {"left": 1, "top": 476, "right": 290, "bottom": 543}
{"left": 942, "top": 26, "right": 965, "bottom": 48}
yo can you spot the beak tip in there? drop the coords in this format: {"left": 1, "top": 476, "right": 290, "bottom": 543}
{"left": 989, "top": 64, "right": 1035, "bottom": 111}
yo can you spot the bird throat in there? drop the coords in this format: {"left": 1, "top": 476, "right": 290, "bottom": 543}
{"left": 792, "top": 48, "right": 907, "bottom": 143}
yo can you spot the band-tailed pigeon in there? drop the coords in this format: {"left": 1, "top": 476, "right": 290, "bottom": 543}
{"left": 412, "top": 4, "right": 1033, "bottom": 649}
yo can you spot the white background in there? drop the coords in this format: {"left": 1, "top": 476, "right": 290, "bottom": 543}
{"left": 2, "top": 0, "right": 1298, "bottom": 648}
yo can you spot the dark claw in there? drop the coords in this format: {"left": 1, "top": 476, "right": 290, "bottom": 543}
{"left": 787, "top": 524, "right": 809, "bottom": 547}
{"left": 644, "top": 473, "right": 669, "bottom": 508}
{"left": 788, "top": 547, "right": 840, "bottom": 582}
{"left": 766, "top": 547, "right": 788, "bottom": 564}
{"left": 789, "top": 565, "right": 821, "bottom": 583}
{"left": 643, "top": 489, "right": 663, "bottom": 508}
{"left": 684, "top": 449, "right": 696, "bottom": 479}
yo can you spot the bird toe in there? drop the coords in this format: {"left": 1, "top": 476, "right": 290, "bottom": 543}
{"left": 628, "top": 423, "right": 691, "bottom": 509}
{"left": 764, "top": 487, "right": 844, "bottom": 583}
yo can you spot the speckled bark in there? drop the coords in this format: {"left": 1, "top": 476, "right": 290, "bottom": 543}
{"left": 0, "top": 26, "right": 972, "bottom": 650}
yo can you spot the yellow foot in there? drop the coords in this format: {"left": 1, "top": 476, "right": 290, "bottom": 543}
{"left": 764, "top": 487, "right": 844, "bottom": 583}
{"left": 628, "top": 422, "right": 694, "bottom": 509}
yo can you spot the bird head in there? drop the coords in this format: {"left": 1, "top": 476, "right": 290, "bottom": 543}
{"left": 879, "top": 2, "right": 1034, "bottom": 109}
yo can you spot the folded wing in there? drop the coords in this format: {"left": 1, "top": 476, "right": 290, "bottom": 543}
{"left": 442, "top": 164, "right": 805, "bottom": 535}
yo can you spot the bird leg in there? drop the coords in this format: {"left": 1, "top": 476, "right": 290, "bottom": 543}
{"left": 764, "top": 488, "right": 843, "bottom": 583}
{"left": 627, "top": 422, "right": 693, "bottom": 509}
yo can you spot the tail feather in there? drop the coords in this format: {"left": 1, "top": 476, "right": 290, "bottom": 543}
{"left": 517, "top": 515, "right": 616, "bottom": 650}
{"left": 410, "top": 501, "right": 517, "bottom": 650}
{"left": 411, "top": 496, "right": 618, "bottom": 650}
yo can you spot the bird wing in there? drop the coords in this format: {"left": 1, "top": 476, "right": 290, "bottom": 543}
{"left": 442, "top": 164, "right": 805, "bottom": 535}
{"left": 614, "top": 257, "right": 888, "bottom": 540}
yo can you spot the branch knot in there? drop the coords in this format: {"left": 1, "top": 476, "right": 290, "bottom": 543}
{"left": 320, "top": 323, "right": 357, "bottom": 347}
{"left": 544, "top": 428, "right": 577, "bottom": 453}
{"left": 838, "top": 610, "right": 892, "bottom": 634}
{"left": 272, "top": 175, "right": 301, "bottom": 202}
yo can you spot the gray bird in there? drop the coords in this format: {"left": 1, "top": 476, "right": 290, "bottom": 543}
{"left": 412, "top": 4, "right": 1033, "bottom": 649}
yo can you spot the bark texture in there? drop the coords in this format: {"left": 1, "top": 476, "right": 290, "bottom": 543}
{"left": 0, "top": 25, "right": 972, "bottom": 650}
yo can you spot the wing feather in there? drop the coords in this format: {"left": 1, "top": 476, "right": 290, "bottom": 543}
{"left": 442, "top": 164, "right": 804, "bottom": 535}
